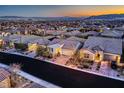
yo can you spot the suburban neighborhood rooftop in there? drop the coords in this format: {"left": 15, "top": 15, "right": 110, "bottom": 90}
{"left": 83, "top": 36, "right": 122, "bottom": 55}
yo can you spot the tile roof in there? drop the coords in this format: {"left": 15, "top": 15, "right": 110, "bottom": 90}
{"left": 83, "top": 36, "right": 122, "bottom": 55}
{"left": 6, "top": 35, "right": 41, "bottom": 44}
{"left": 80, "top": 31, "right": 99, "bottom": 36}
{"left": 0, "top": 68, "right": 10, "bottom": 82}
{"left": 59, "top": 40, "right": 81, "bottom": 50}
{"left": 49, "top": 38, "right": 62, "bottom": 45}
{"left": 64, "top": 31, "right": 82, "bottom": 36}
{"left": 29, "top": 38, "right": 50, "bottom": 45}
{"left": 101, "top": 30, "right": 123, "bottom": 38}
{"left": 66, "top": 36, "right": 86, "bottom": 43}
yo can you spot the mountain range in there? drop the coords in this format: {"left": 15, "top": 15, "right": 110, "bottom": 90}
{"left": 86, "top": 14, "right": 124, "bottom": 20}
{"left": 0, "top": 16, "right": 86, "bottom": 21}
{"left": 1, "top": 14, "right": 124, "bottom": 20}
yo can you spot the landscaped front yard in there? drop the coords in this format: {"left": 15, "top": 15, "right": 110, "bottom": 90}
{"left": 50, "top": 55, "right": 70, "bottom": 65}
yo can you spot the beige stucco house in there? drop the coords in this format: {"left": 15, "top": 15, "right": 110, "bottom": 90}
{"left": 28, "top": 38, "right": 50, "bottom": 52}
{"left": 59, "top": 40, "right": 82, "bottom": 56}
{"left": 80, "top": 36, "right": 122, "bottom": 66}
{"left": 48, "top": 43, "right": 63, "bottom": 57}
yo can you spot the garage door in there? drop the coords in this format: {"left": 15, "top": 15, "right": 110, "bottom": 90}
{"left": 104, "top": 54, "right": 117, "bottom": 61}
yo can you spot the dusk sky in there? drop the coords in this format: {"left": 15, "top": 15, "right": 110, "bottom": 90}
{"left": 0, "top": 5, "right": 124, "bottom": 17}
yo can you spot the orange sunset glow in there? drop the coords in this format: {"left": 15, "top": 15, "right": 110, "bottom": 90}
{"left": 0, "top": 5, "right": 124, "bottom": 17}
{"left": 55, "top": 6, "right": 124, "bottom": 17}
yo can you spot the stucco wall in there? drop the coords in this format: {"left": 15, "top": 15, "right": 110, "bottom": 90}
{"left": 62, "top": 49, "right": 74, "bottom": 56}
{"left": 80, "top": 49, "right": 95, "bottom": 60}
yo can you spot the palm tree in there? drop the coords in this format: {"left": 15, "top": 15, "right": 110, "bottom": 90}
{"left": 9, "top": 63, "right": 21, "bottom": 73}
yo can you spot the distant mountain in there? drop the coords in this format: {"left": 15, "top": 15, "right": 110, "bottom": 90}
{"left": 86, "top": 14, "right": 124, "bottom": 20}
{"left": 0, "top": 16, "right": 25, "bottom": 18}
{"left": 0, "top": 16, "right": 86, "bottom": 21}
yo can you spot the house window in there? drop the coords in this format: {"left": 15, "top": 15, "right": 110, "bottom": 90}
{"left": 84, "top": 53, "right": 90, "bottom": 58}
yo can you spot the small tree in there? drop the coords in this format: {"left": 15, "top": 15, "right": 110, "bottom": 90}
{"left": 36, "top": 46, "right": 43, "bottom": 56}
{"left": 14, "top": 43, "right": 28, "bottom": 51}
{"left": 0, "top": 44, "right": 3, "bottom": 49}
{"left": 42, "top": 50, "right": 50, "bottom": 57}
{"left": 36, "top": 46, "right": 52, "bottom": 58}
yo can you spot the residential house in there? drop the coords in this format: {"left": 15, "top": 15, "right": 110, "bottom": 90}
{"left": 43, "top": 30, "right": 56, "bottom": 35}
{"left": 48, "top": 43, "right": 63, "bottom": 57}
{"left": 66, "top": 36, "right": 86, "bottom": 44}
{"left": 100, "top": 30, "right": 124, "bottom": 38}
{"left": 0, "top": 32, "right": 11, "bottom": 48}
{"left": 43, "top": 36, "right": 56, "bottom": 41}
{"left": 65, "top": 27, "right": 80, "bottom": 31}
{"left": 28, "top": 38, "right": 50, "bottom": 52}
{"left": 80, "top": 36, "right": 122, "bottom": 66}
{"left": 114, "top": 26, "right": 124, "bottom": 31}
{"left": 64, "top": 31, "right": 82, "bottom": 37}
{"left": 48, "top": 30, "right": 66, "bottom": 36}
{"left": 4, "top": 27, "right": 27, "bottom": 35}
{"left": 6, "top": 35, "right": 41, "bottom": 50}
{"left": 59, "top": 40, "right": 81, "bottom": 56}
{"left": 79, "top": 31, "right": 99, "bottom": 37}
{"left": 49, "top": 38, "right": 62, "bottom": 45}
{"left": 28, "top": 37, "right": 63, "bottom": 56}
{"left": 0, "top": 35, "right": 7, "bottom": 48}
